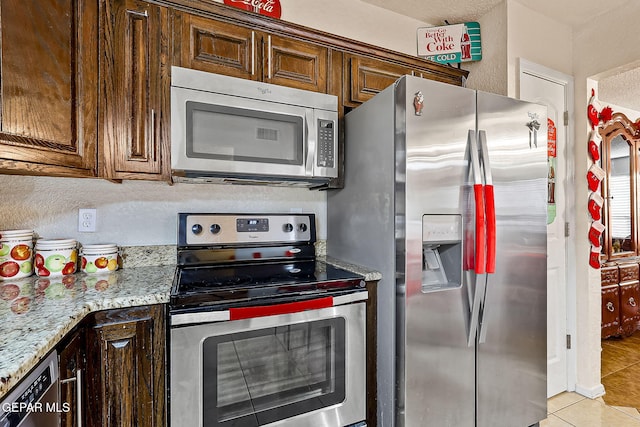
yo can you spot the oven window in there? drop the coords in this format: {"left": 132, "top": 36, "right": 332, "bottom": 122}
{"left": 186, "top": 101, "right": 304, "bottom": 165}
{"left": 202, "top": 317, "right": 346, "bottom": 427}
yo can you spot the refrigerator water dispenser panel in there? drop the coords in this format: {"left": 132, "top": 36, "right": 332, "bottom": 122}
{"left": 422, "top": 215, "right": 462, "bottom": 292}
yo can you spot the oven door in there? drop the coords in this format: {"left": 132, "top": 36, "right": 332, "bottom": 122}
{"left": 170, "top": 301, "right": 365, "bottom": 427}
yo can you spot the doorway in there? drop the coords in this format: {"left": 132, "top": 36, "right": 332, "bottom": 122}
{"left": 519, "top": 58, "right": 576, "bottom": 397}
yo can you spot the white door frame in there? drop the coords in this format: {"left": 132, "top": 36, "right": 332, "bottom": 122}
{"left": 519, "top": 58, "right": 577, "bottom": 393}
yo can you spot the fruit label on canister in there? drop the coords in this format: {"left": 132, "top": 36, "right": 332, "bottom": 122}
{"left": 0, "top": 231, "right": 35, "bottom": 281}
{"left": 34, "top": 239, "right": 78, "bottom": 278}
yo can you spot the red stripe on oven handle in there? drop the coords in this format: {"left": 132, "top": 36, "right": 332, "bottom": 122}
{"left": 229, "top": 296, "right": 334, "bottom": 320}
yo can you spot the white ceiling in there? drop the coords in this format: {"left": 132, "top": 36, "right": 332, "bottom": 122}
{"left": 361, "top": 0, "right": 640, "bottom": 112}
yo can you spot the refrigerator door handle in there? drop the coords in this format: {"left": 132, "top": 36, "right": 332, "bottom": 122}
{"left": 467, "top": 270, "right": 486, "bottom": 347}
{"left": 468, "top": 130, "right": 486, "bottom": 275}
{"left": 466, "top": 129, "right": 486, "bottom": 346}
{"left": 478, "top": 130, "right": 496, "bottom": 274}
{"left": 478, "top": 130, "right": 496, "bottom": 344}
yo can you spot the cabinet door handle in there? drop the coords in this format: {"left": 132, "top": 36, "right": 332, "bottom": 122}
{"left": 267, "top": 35, "right": 272, "bottom": 79}
{"left": 127, "top": 9, "right": 148, "bottom": 18}
{"left": 629, "top": 297, "right": 636, "bottom": 307}
{"left": 60, "top": 369, "right": 83, "bottom": 427}
{"left": 251, "top": 31, "right": 255, "bottom": 76}
{"left": 607, "top": 301, "right": 615, "bottom": 312}
{"left": 151, "top": 109, "right": 156, "bottom": 152}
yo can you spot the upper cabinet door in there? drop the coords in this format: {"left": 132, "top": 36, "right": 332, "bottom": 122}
{"left": 173, "top": 13, "right": 329, "bottom": 92}
{"left": 175, "top": 14, "right": 258, "bottom": 80}
{"left": 345, "top": 54, "right": 413, "bottom": 106}
{"left": 263, "top": 34, "right": 328, "bottom": 92}
{"left": 100, "top": 0, "right": 168, "bottom": 180}
{"left": 0, "top": 0, "right": 98, "bottom": 176}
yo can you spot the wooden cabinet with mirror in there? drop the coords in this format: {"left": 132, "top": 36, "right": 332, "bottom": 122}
{"left": 600, "top": 113, "right": 640, "bottom": 261}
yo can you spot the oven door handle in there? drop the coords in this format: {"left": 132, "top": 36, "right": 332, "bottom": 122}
{"left": 171, "top": 291, "right": 368, "bottom": 326}
{"left": 229, "top": 296, "right": 334, "bottom": 320}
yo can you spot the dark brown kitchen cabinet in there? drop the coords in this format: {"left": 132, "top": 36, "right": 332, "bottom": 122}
{"left": 85, "top": 304, "right": 166, "bottom": 427}
{"left": 58, "top": 329, "right": 86, "bottom": 427}
{"left": 601, "top": 264, "right": 619, "bottom": 287}
{"left": 0, "top": 0, "right": 99, "bottom": 177}
{"left": 619, "top": 280, "right": 640, "bottom": 335}
{"left": 99, "top": 0, "right": 170, "bottom": 181}
{"left": 173, "top": 12, "right": 329, "bottom": 92}
{"left": 602, "top": 284, "right": 621, "bottom": 339}
{"left": 344, "top": 55, "right": 415, "bottom": 106}
{"left": 174, "top": 14, "right": 255, "bottom": 80}
{"left": 618, "top": 262, "right": 639, "bottom": 282}
{"left": 264, "top": 33, "right": 328, "bottom": 92}
{"left": 601, "top": 261, "right": 640, "bottom": 338}
{"left": 343, "top": 53, "right": 468, "bottom": 107}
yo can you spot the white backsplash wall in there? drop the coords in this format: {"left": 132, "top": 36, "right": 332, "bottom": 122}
{"left": 0, "top": 175, "right": 327, "bottom": 246}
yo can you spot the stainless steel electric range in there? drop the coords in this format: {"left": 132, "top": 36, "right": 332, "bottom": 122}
{"left": 169, "top": 213, "right": 367, "bottom": 427}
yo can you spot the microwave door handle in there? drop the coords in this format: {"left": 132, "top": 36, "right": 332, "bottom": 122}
{"left": 305, "top": 109, "right": 315, "bottom": 176}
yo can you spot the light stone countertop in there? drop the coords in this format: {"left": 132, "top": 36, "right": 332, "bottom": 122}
{"left": 0, "top": 265, "right": 175, "bottom": 400}
{"left": 0, "top": 244, "right": 380, "bottom": 401}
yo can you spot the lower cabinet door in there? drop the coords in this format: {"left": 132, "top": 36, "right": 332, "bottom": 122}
{"left": 602, "top": 284, "right": 621, "bottom": 339}
{"left": 85, "top": 304, "right": 166, "bottom": 427}
{"left": 58, "top": 329, "right": 85, "bottom": 427}
{"left": 619, "top": 280, "right": 640, "bottom": 336}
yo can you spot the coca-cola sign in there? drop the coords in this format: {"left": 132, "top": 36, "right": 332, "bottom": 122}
{"left": 417, "top": 22, "right": 482, "bottom": 64}
{"left": 223, "top": 0, "right": 282, "bottom": 19}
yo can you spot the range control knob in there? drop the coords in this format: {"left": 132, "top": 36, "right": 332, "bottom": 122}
{"left": 283, "top": 223, "right": 294, "bottom": 232}
{"left": 210, "top": 224, "right": 221, "bottom": 234}
{"left": 191, "top": 224, "right": 203, "bottom": 235}
{"left": 298, "top": 223, "right": 308, "bottom": 232}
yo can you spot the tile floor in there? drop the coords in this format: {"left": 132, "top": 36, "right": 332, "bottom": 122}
{"left": 540, "top": 331, "right": 640, "bottom": 426}
{"left": 601, "top": 332, "right": 640, "bottom": 408}
{"left": 542, "top": 392, "right": 640, "bottom": 427}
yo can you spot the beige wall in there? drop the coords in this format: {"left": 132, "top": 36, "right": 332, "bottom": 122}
{"left": 464, "top": 1, "right": 508, "bottom": 94}
{"left": 573, "top": 1, "right": 640, "bottom": 397}
{"left": 279, "top": 0, "right": 433, "bottom": 55}
{"left": 506, "top": 0, "right": 573, "bottom": 97}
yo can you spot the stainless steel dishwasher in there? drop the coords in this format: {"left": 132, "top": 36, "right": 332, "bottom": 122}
{"left": 0, "top": 351, "right": 60, "bottom": 427}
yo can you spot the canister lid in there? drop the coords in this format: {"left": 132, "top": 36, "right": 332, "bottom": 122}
{"left": 0, "top": 229, "right": 34, "bottom": 240}
{"left": 81, "top": 244, "right": 118, "bottom": 254}
{"left": 35, "top": 238, "right": 77, "bottom": 249}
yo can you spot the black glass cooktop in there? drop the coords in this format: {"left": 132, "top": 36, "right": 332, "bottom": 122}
{"left": 170, "top": 259, "right": 365, "bottom": 311}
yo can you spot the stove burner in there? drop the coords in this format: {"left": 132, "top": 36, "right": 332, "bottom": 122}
{"left": 170, "top": 259, "right": 364, "bottom": 312}
{"left": 171, "top": 213, "right": 365, "bottom": 313}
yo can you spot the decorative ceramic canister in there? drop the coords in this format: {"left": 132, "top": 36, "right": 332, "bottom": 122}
{"left": 0, "top": 229, "right": 35, "bottom": 281}
{"left": 80, "top": 244, "right": 120, "bottom": 274}
{"left": 34, "top": 239, "right": 78, "bottom": 277}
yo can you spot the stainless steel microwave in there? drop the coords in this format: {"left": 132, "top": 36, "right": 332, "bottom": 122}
{"left": 171, "top": 66, "right": 338, "bottom": 187}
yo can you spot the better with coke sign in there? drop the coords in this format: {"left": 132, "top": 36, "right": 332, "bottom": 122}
{"left": 417, "top": 22, "right": 482, "bottom": 64}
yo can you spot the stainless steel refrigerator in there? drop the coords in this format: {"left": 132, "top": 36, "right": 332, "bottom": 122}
{"left": 328, "top": 75, "right": 547, "bottom": 427}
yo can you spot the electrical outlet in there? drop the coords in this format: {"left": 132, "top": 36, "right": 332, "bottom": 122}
{"left": 78, "top": 208, "right": 97, "bottom": 232}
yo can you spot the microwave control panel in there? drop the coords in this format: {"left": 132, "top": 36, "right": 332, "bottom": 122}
{"left": 317, "top": 119, "right": 335, "bottom": 168}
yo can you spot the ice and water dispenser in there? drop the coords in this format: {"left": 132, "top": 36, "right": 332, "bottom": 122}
{"left": 421, "top": 215, "right": 462, "bottom": 293}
